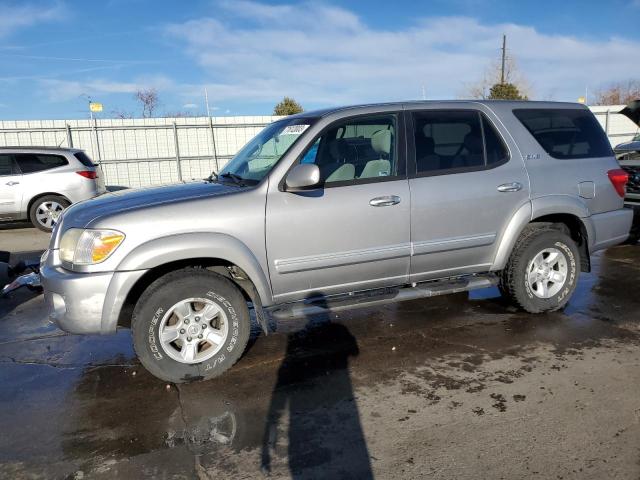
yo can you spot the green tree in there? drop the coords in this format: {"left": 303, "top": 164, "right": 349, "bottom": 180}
{"left": 488, "top": 82, "right": 528, "bottom": 100}
{"left": 273, "top": 97, "right": 303, "bottom": 116}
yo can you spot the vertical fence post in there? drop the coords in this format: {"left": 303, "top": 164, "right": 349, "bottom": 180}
{"left": 65, "top": 124, "right": 74, "bottom": 148}
{"left": 605, "top": 109, "right": 610, "bottom": 137}
{"left": 173, "top": 122, "right": 183, "bottom": 181}
{"left": 93, "top": 118, "right": 102, "bottom": 162}
{"left": 209, "top": 116, "right": 219, "bottom": 172}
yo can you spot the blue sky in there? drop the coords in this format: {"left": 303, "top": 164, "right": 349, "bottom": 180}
{"left": 1, "top": 0, "right": 639, "bottom": 119}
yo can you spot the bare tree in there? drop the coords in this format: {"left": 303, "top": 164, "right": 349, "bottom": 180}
{"left": 110, "top": 109, "right": 133, "bottom": 119}
{"left": 460, "top": 55, "right": 532, "bottom": 100}
{"left": 134, "top": 88, "right": 159, "bottom": 118}
{"left": 594, "top": 80, "right": 640, "bottom": 105}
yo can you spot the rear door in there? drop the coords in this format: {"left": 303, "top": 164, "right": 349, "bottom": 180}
{"left": 0, "top": 154, "right": 23, "bottom": 219}
{"left": 407, "top": 106, "right": 530, "bottom": 282}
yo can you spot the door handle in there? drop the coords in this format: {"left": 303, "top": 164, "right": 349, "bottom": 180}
{"left": 5, "top": 181, "right": 19, "bottom": 186}
{"left": 497, "top": 182, "right": 522, "bottom": 193}
{"left": 369, "top": 195, "right": 401, "bottom": 207}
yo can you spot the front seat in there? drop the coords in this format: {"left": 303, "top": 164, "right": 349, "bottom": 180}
{"left": 360, "top": 130, "right": 392, "bottom": 178}
{"left": 321, "top": 138, "right": 356, "bottom": 182}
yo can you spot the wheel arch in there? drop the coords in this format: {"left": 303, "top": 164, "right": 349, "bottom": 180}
{"left": 113, "top": 233, "right": 273, "bottom": 331}
{"left": 492, "top": 197, "right": 591, "bottom": 272}
{"left": 26, "top": 192, "right": 71, "bottom": 214}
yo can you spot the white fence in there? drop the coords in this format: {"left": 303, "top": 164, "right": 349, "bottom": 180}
{"left": 0, "top": 116, "right": 280, "bottom": 188}
{"left": 0, "top": 106, "right": 637, "bottom": 189}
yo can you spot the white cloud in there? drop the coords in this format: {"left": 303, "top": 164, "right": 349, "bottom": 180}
{"left": 183, "top": 103, "right": 198, "bottom": 109}
{"left": 0, "top": 1, "right": 66, "bottom": 38}
{"left": 166, "top": 1, "right": 640, "bottom": 104}
{"left": 39, "top": 75, "right": 174, "bottom": 102}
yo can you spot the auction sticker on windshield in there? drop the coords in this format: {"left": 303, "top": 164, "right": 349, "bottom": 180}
{"left": 281, "top": 124, "right": 309, "bottom": 135}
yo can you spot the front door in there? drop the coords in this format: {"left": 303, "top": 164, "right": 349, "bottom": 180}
{"left": 0, "top": 154, "right": 23, "bottom": 219}
{"left": 407, "top": 107, "right": 530, "bottom": 282}
{"left": 266, "top": 112, "right": 411, "bottom": 303}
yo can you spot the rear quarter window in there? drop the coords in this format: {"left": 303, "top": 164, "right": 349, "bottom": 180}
{"left": 513, "top": 108, "right": 613, "bottom": 159}
{"left": 73, "top": 151, "right": 96, "bottom": 167}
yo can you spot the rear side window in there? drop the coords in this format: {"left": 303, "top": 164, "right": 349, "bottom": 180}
{"left": 413, "top": 110, "right": 509, "bottom": 174}
{"left": 0, "top": 154, "right": 15, "bottom": 176}
{"left": 74, "top": 151, "right": 96, "bottom": 167}
{"left": 14, "top": 153, "right": 68, "bottom": 174}
{"left": 513, "top": 108, "right": 613, "bottom": 159}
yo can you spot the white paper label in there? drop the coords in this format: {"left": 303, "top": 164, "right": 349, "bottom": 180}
{"left": 281, "top": 124, "right": 309, "bottom": 135}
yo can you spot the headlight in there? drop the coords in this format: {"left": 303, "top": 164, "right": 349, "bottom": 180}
{"left": 59, "top": 228, "right": 125, "bottom": 265}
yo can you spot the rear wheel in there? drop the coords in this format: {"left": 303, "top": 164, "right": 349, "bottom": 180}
{"left": 132, "top": 268, "right": 251, "bottom": 383}
{"left": 29, "top": 195, "right": 69, "bottom": 232}
{"left": 500, "top": 225, "right": 580, "bottom": 313}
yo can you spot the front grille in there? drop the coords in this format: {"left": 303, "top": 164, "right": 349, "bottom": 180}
{"left": 622, "top": 165, "right": 640, "bottom": 195}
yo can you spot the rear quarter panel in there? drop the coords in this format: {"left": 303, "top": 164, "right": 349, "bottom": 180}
{"left": 491, "top": 103, "right": 624, "bottom": 216}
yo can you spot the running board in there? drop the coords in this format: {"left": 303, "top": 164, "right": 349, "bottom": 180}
{"left": 269, "top": 273, "right": 499, "bottom": 320}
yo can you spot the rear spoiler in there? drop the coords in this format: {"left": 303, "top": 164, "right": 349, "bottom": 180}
{"left": 619, "top": 100, "right": 640, "bottom": 127}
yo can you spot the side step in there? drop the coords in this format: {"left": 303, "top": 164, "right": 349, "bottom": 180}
{"left": 269, "top": 273, "right": 499, "bottom": 320}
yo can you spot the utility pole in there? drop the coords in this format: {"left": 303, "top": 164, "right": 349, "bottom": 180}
{"left": 204, "top": 88, "right": 211, "bottom": 117}
{"left": 500, "top": 34, "right": 506, "bottom": 85}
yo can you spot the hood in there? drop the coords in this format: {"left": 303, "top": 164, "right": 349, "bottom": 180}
{"left": 62, "top": 181, "right": 242, "bottom": 228}
{"left": 614, "top": 140, "right": 640, "bottom": 153}
{"left": 619, "top": 99, "right": 640, "bottom": 127}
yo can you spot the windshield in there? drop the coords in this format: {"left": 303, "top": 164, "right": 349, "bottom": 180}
{"left": 217, "top": 118, "right": 316, "bottom": 185}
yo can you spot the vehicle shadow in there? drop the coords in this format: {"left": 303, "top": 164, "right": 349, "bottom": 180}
{"left": 0, "top": 221, "right": 34, "bottom": 231}
{"left": 261, "top": 295, "right": 373, "bottom": 479}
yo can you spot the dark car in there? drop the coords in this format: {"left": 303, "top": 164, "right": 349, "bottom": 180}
{"left": 615, "top": 100, "right": 640, "bottom": 242}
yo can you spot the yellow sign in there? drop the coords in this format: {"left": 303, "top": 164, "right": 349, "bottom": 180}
{"left": 89, "top": 102, "right": 103, "bottom": 112}
{"left": 577, "top": 97, "right": 586, "bottom": 104}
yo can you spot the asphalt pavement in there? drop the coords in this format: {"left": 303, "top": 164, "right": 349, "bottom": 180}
{"left": 1, "top": 226, "right": 639, "bottom": 479}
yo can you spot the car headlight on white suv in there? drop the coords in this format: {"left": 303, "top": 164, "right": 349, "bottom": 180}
{"left": 59, "top": 228, "right": 125, "bottom": 265}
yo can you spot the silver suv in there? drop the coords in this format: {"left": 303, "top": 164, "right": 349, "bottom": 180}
{"left": 0, "top": 147, "right": 106, "bottom": 231}
{"left": 41, "top": 101, "right": 634, "bottom": 383}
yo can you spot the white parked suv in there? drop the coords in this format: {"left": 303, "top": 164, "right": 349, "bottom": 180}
{"left": 0, "top": 147, "right": 106, "bottom": 231}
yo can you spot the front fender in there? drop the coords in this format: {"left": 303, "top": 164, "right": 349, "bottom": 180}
{"left": 116, "top": 232, "right": 273, "bottom": 306}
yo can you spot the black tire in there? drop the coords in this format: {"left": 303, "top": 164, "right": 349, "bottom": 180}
{"left": 132, "top": 268, "right": 250, "bottom": 383}
{"left": 29, "top": 195, "right": 70, "bottom": 232}
{"left": 500, "top": 225, "right": 580, "bottom": 313}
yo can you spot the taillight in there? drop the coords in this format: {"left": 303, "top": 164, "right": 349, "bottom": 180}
{"left": 76, "top": 170, "right": 97, "bottom": 179}
{"left": 607, "top": 169, "right": 629, "bottom": 198}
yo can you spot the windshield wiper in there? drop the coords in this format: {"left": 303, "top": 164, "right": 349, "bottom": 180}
{"left": 219, "top": 172, "right": 248, "bottom": 186}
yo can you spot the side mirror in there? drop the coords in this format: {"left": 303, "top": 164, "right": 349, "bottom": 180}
{"left": 285, "top": 164, "right": 321, "bottom": 191}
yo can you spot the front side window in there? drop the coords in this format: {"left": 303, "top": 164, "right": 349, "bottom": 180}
{"left": 219, "top": 118, "right": 316, "bottom": 185}
{"left": 14, "top": 153, "right": 68, "bottom": 174}
{"left": 300, "top": 114, "right": 398, "bottom": 185}
{"left": 0, "top": 155, "right": 15, "bottom": 176}
{"left": 413, "top": 110, "right": 509, "bottom": 174}
{"left": 513, "top": 108, "right": 613, "bottom": 159}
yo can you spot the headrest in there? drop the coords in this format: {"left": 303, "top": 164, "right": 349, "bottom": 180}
{"left": 371, "top": 129, "right": 391, "bottom": 156}
{"left": 328, "top": 138, "right": 348, "bottom": 162}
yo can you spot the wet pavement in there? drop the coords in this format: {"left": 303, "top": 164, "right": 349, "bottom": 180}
{"left": 1, "top": 229, "right": 639, "bottom": 479}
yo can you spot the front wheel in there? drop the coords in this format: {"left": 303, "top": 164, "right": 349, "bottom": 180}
{"left": 500, "top": 225, "right": 580, "bottom": 313}
{"left": 132, "top": 268, "right": 251, "bottom": 383}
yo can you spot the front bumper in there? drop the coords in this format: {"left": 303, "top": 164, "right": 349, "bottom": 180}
{"left": 41, "top": 253, "right": 147, "bottom": 334}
